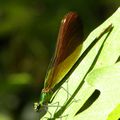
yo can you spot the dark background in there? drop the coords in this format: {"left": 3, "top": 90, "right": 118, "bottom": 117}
{"left": 0, "top": 1, "right": 119, "bottom": 120}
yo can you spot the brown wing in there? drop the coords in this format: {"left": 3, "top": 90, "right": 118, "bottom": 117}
{"left": 43, "top": 12, "right": 84, "bottom": 91}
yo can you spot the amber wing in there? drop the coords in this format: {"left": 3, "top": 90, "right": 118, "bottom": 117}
{"left": 43, "top": 12, "right": 84, "bottom": 91}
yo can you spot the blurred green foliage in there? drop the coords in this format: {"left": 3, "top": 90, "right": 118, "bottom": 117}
{"left": 0, "top": 0, "right": 119, "bottom": 120}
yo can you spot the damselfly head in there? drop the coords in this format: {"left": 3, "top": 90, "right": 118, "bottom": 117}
{"left": 34, "top": 102, "right": 41, "bottom": 112}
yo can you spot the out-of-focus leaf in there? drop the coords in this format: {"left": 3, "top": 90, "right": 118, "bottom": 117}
{"left": 0, "top": 3, "right": 34, "bottom": 35}
{"left": 8, "top": 73, "right": 32, "bottom": 85}
{"left": 0, "top": 113, "right": 12, "bottom": 120}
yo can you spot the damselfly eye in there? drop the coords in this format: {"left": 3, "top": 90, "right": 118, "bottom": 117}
{"left": 34, "top": 102, "right": 40, "bottom": 112}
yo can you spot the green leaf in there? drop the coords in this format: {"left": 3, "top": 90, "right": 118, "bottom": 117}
{"left": 75, "top": 62, "right": 120, "bottom": 120}
{"left": 41, "top": 7, "right": 120, "bottom": 120}
{"left": 107, "top": 104, "right": 120, "bottom": 120}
